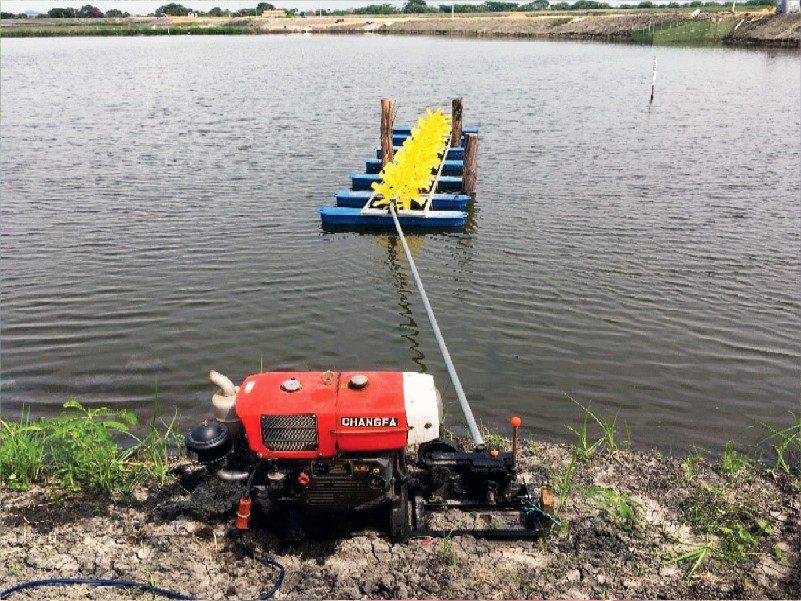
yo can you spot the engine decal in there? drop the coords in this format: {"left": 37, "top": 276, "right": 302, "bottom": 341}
{"left": 340, "top": 417, "right": 399, "bottom": 428}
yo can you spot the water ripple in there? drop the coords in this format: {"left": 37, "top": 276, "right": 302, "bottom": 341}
{"left": 1, "top": 36, "right": 799, "bottom": 452}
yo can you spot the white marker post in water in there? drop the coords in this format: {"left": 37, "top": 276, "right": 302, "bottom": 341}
{"left": 650, "top": 56, "right": 658, "bottom": 105}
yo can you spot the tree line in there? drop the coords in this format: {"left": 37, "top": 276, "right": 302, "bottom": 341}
{"left": 0, "top": 0, "right": 776, "bottom": 20}
{"left": 0, "top": 3, "right": 277, "bottom": 19}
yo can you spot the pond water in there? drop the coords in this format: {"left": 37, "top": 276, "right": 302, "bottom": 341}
{"left": 1, "top": 35, "right": 798, "bottom": 452}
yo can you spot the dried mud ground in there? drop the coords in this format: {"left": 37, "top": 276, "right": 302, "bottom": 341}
{"left": 2, "top": 442, "right": 799, "bottom": 600}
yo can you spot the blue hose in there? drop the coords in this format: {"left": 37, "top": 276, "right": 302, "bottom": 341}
{"left": 0, "top": 531, "right": 284, "bottom": 600}
{"left": 0, "top": 578, "right": 195, "bottom": 600}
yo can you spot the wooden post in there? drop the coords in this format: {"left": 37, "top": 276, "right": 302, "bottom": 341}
{"left": 462, "top": 133, "right": 478, "bottom": 196}
{"left": 381, "top": 97, "right": 394, "bottom": 167}
{"left": 451, "top": 97, "right": 463, "bottom": 149}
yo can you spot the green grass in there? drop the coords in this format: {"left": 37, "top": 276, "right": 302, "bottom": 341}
{"left": 1, "top": 393, "right": 182, "bottom": 496}
{"left": 0, "top": 25, "right": 253, "bottom": 37}
{"left": 566, "top": 397, "right": 622, "bottom": 461}
{"left": 441, "top": 519, "right": 464, "bottom": 567}
{"left": 670, "top": 487, "right": 773, "bottom": 578}
{"left": 479, "top": 423, "right": 506, "bottom": 452}
{"left": 681, "top": 452, "right": 704, "bottom": 482}
{"left": 631, "top": 17, "right": 737, "bottom": 44}
{"left": 668, "top": 540, "right": 715, "bottom": 579}
{"left": 760, "top": 399, "right": 801, "bottom": 475}
{"left": 556, "top": 450, "right": 577, "bottom": 511}
{"left": 719, "top": 441, "right": 752, "bottom": 484}
{"left": 551, "top": 398, "right": 628, "bottom": 533}
{"left": 588, "top": 487, "right": 643, "bottom": 531}
{"left": 548, "top": 448, "right": 579, "bottom": 535}
{"left": 0, "top": 408, "right": 47, "bottom": 490}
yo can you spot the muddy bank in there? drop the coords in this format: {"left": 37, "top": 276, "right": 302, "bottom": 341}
{"left": 2, "top": 12, "right": 798, "bottom": 47}
{"left": 726, "top": 12, "right": 801, "bottom": 46}
{"left": 2, "top": 441, "right": 798, "bottom": 600}
{"left": 368, "top": 12, "right": 800, "bottom": 47}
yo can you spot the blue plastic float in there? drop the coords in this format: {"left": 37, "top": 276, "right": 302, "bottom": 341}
{"left": 319, "top": 207, "right": 467, "bottom": 228}
{"left": 319, "top": 123, "right": 478, "bottom": 229}
{"left": 334, "top": 190, "right": 470, "bottom": 211}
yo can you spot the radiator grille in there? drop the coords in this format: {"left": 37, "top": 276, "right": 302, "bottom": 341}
{"left": 260, "top": 414, "right": 318, "bottom": 452}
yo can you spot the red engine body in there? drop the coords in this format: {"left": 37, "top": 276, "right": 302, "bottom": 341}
{"left": 236, "top": 371, "right": 411, "bottom": 459}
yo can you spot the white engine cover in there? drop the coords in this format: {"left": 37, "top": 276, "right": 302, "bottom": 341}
{"left": 403, "top": 372, "right": 442, "bottom": 445}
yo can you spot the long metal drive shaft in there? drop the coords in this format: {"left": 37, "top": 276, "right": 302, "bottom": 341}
{"left": 389, "top": 202, "right": 484, "bottom": 449}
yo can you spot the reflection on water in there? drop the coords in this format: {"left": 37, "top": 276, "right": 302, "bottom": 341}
{"left": 380, "top": 235, "right": 427, "bottom": 372}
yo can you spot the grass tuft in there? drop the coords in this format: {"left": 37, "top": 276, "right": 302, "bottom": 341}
{"left": 0, "top": 408, "right": 47, "bottom": 490}
{"left": 719, "top": 441, "right": 752, "bottom": 484}
{"left": 479, "top": 423, "right": 505, "bottom": 452}
{"left": 441, "top": 519, "right": 464, "bottom": 567}
{"left": 681, "top": 452, "right": 704, "bottom": 483}
{"left": 669, "top": 487, "right": 773, "bottom": 578}
{"left": 588, "top": 487, "right": 643, "bottom": 531}
{"left": 668, "top": 540, "right": 715, "bottom": 579}
{"left": 760, "top": 399, "right": 801, "bottom": 475}
{"left": 565, "top": 397, "right": 620, "bottom": 461}
{"left": 1, "top": 390, "right": 181, "bottom": 496}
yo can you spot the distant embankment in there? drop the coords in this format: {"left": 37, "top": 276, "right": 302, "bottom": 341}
{"left": 372, "top": 12, "right": 799, "bottom": 47}
{"left": 1, "top": 12, "right": 798, "bottom": 47}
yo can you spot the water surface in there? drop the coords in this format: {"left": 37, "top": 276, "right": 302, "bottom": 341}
{"left": 2, "top": 35, "right": 799, "bottom": 452}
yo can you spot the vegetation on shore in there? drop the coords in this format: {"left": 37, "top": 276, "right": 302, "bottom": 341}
{"left": 539, "top": 398, "right": 800, "bottom": 580}
{"left": 0, "top": 395, "right": 182, "bottom": 495}
{"left": 2, "top": 4, "right": 793, "bottom": 46}
{"left": 2, "top": 393, "right": 797, "bottom": 497}
{"left": 0, "top": 0, "right": 781, "bottom": 21}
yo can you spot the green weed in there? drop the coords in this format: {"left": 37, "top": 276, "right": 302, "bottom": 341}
{"left": 671, "top": 488, "right": 773, "bottom": 578}
{"left": 548, "top": 449, "right": 579, "bottom": 535}
{"left": 0, "top": 392, "right": 181, "bottom": 496}
{"left": 566, "top": 399, "right": 603, "bottom": 461}
{"left": 523, "top": 582, "right": 533, "bottom": 597}
{"left": 566, "top": 397, "right": 620, "bottom": 461}
{"left": 480, "top": 423, "right": 505, "bottom": 452}
{"left": 556, "top": 451, "right": 577, "bottom": 513}
{"left": 442, "top": 519, "right": 463, "bottom": 567}
{"left": 668, "top": 540, "right": 715, "bottom": 579}
{"left": 720, "top": 441, "right": 751, "bottom": 484}
{"left": 681, "top": 453, "right": 704, "bottom": 482}
{"left": 0, "top": 408, "right": 47, "bottom": 490}
{"left": 123, "top": 379, "right": 183, "bottom": 486}
{"left": 623, "top": 421, "right": 632, "bottom": 450}
{"left": 589, "top": 487, "right": 643, "bottom": 531}
{"left": 760, "top": 399, "right": 801, "bottom": 474}
{"left": 35, "top": 400, "right": 137, "bottom": 494}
